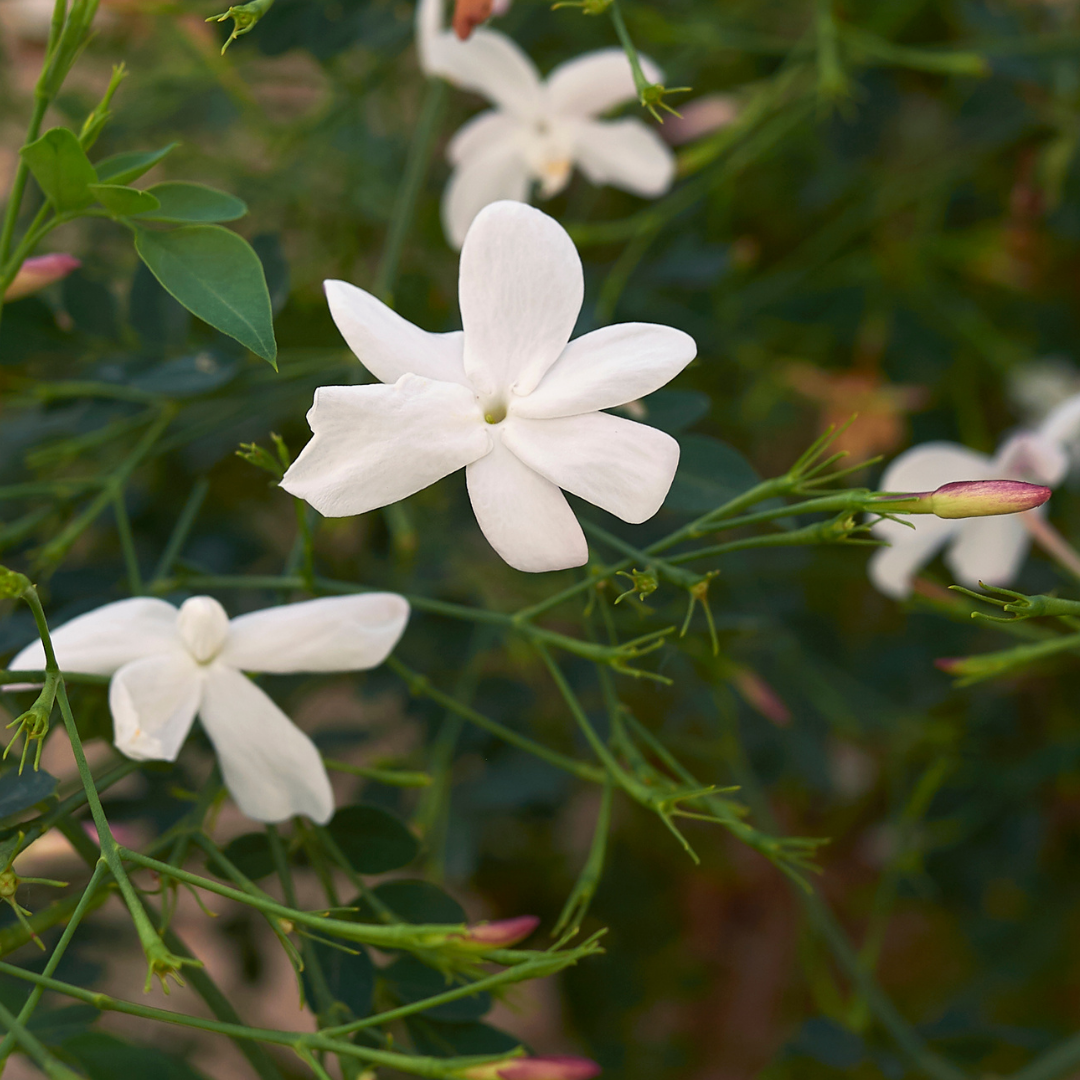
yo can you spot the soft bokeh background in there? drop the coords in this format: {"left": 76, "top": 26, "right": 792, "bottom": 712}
{"left": 6, "top": 0, "right": 1080, "bottom": 1077}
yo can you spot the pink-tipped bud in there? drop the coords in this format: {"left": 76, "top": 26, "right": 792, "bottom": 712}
{"left": 461, "top": 1056, "right": 602, "bottom": 1080}
{"left": 731, "top": 666, "right": 791, "bottom": 726}
{"left": 662, "top": 93, "right": 740, "bottom": 145}
{"left": 877, "top": 479, "right": 1051, "bottom": 519}
{"left": 455, "top": 915, "right": 540, "bottom": 949}
{"left": 934, "top": 658, "right": 963, "bottom": 674}
{"left": 3, "top": 254, "right": 81, "bottom": 301}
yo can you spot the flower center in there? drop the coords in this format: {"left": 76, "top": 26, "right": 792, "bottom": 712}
{"left": 484, "top": 400, "right": 508, "bottom": 424}
{"left": 177, "top": 596, "right": 230, "bottom": 664}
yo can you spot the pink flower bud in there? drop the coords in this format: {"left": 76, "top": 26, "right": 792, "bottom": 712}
{"left": 934, "top": 658, "right": 962, "bottom": 674}
{"left": 455, "top": 915, "right": 540, "bottom": 949}
{"left": 3, "top": 254, "right": 81, "bottom": 301}
{"left": 730, "top": 666, "right": 791, "bottom": 726}
{"left": 662, "top": 93, "right": 740, "bottom": 145}
{"left": 877, "top": 479, "right": 1051, "bottom": 519}
{"left": 461, "top": 1056, "right": 602, "bottom": 1080}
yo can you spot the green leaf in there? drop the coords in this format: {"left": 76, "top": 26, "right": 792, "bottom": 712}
{"left": 664, "top": 434, "right": 762, "bottom": 514}
{"left": 89, "top": 183, "right": 161, "bottom": 216}
{"left": 303, "top": 941, "right": 375, "bottom": 1017}
{"left": 62, "top": 1032, "right": 208, "bottom": 1080}
{"left": 404, "top": 1017, "right": 521, "bottom": 1058}
{"left": 94, "top": 143, "right": 178, "bottom": 185}
{"left": 351, "top": 879, "right": 466, "bottom": 925}
{"left": 0, "top": 767, "right": 58, "bottom": 819}
{"left": 217, "top": 832, "right": 275, "bottom": 880}
{"left": 384, "top": 954, "right": 491, "bottom": 1021}
{"left": 137, "top": 182, "right": 247, "bottom": 223}
{"left": 133, "top": 225, "right": 277, "bottom": 365}
{"left": 327, "top": 804, "right": 419, "bottom": 874}
{"left": 19, "top": 128, "right": 97, "bottom": 213}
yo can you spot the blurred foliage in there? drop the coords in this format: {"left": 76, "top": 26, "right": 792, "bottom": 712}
{"left": 7, "top": 0, "right": 1080, "bottom": 1078}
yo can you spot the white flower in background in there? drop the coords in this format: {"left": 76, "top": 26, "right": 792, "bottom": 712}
{"left": 281, "top": 200, "right": 696, "bottom": 573}
{"left": 10, "top": 593, "right": 410, "bottom": 823}
{"left": 417, "top": 0, "right": 675, "bottom": 248}
{"left": 869, "top": 393, "right": 1080, "bottom": 598}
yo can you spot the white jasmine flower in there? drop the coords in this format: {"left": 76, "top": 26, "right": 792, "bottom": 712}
{"left": 869, "top": 393, "right": 1080, "bottom": 598}
{"left": 281, "top": 200, "right": 696, "bottom": 573}
{"left": 417, "top": 0, "right": 675, "bottom": 248}
{"left": 10, "top": 593, "right": 410, "bottom": 824}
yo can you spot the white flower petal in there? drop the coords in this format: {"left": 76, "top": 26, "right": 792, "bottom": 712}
{"left": 502, "top": 412, "right": 679, "bottom": 523}
{"left": 423, "top": 26, "right": 543, "bottom": 118}
{"left": 9, "top": 597, "right": 180, "bottom": 675}
{"left": 1037, "top": 390, "right": 1080, "bottom": 446}
{"left": 878, "top": 442, "right": 994, "bottom": 494}
{"left": 280, "top": 374, "right": 491, "bottom": 517}
{"left": 867, "top": 516, "right": 960, "bottom": 600}
{"left": 442, "top": 140, "right": 530, "bottom": 250}
{"left": 324, "top": 279, "right": 469, "bottom": 386}
{"left": 459, "top": 201, "right": 584, "bottom": 398}
{"left": 447, "top": 110, "right": 520, "bottom": 166}
{"left": 199, "top": 666, "right": 334, "bottom": 824}
{"left": 222, "top": 594, "right": 410, "bottom": 674}
{"left": 993, "top": 431, "right": 1068, "bottom": 487}
{"left": 944, "top": 513, "right": 1033, "bottom": 589}
{"left": 465, "top": 434, "right": 587, "bottom": 571}
{"left": 514, "top": 322, "right": 696, "bottom": 419}
{"left": 546, "top": 47, "right": 661, "bottom": 118}
{"left": 110, "top": 652, "right": 201, "bottom": 762}
{"left": 571, "top": 118, "right": 675, "bottom": 197}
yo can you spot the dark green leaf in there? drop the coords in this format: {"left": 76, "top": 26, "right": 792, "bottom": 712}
{"left": 130, "top": 352, "right": 238, "bottom": 397}
{"left": 30, "top": 1004, "right": 100, "bottom": 1045}
{"left": 137, "top": 182, "right": 247, "bottom": 223}
{"left": 639, "top": 390, "right": 711, "bottom": 434}
{"left": 89, "top": 183, "right": 161, "bottom": 216}
{"left": 217, "top": 832, "right": 275, "bottom": 881}
{"left": 404, "top": 1017, "right": 521, "bottom": 1058}
{"left": 383, "top": 954, "right": 491, "bottom": 1021}
{"left": 134, "top": 225, "right": 277, "bottom": 364}
{"left": 129, "top": 261, "right": 190, "bottom": 349}
{"left": 63, "top": 1032, "right": 208, "bottom": 1080}
{"left": 664, "top": 434, "right": 762, "bottom": 514}
{"left": 327, "top": 804, "right": 419, "bottom": 874}
{"left": 252, "top": 233, "right": 290, "bottom": 315}
{"left": 62, "top": 272, "right": 118, "bottom": 339}
{"left": 0, "top": 767, "right": 58, "bottom": 818}
{"left": 351, "top": 880, "right": 465, "bottom": 925}
{"left": 94, "top": 143, "right": 178, "bottom": 185}
{"left": 19, "top": 128, "right": 97, "bottom": 212}
{"left": 303, "top": 940, "right": 375, "bottom": 1018}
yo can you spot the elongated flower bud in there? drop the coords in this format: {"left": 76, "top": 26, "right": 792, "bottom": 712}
{"left": 460, "top": 1055, "right": 603, "bottom": 1080}
{"left": 454, "top": 915, "right": 540, "bottom": 949}
{"left": 3, "top": 254, "right": 81, "bottom": 301}
{"left": 876, "top": 480, "right": 1051, "bottom": 519}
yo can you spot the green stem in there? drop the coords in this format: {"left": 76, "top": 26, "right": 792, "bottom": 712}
{"left": 113, "top": 489, "right": 143, "bottom": 595}
{"left": 0, "top": 998, "right": 81, "bottom": 1080}
{"left": 152, "top": 477, "right": 209, "bottom": 585}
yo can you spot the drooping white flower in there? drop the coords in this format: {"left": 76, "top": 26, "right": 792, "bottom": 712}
{"left": 417, "top": 0, "right": 675, "bottom": 248}
{"left": 869, "top": 393, "right": 1080, "bottom": 598}
{"left": 281, "top": 200, "right": 696, "bottom": 573}
{"left": 10, "top": 593, "right": 410, "bottom": 824}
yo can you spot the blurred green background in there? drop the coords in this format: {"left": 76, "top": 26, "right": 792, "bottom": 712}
{"left": 6, "top": 0, "right": 1080, "bottom": 1077}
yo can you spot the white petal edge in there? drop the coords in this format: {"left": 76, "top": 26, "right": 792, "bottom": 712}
{"left": 9, "top": 597, "right": 181, "bottom": 675}
{"left": 110, "top": 652, "right": 202, "bottom": 762}
{"left": 502, "top": 412, "right": 679, "bottom": 523}
{"left": 867, "top": 516, "right": 961, "bottom": 600}
{"left": 442, "top": 140, "right": 531, "bottom": 251}
{"left": 944, "top": 512, "right": 1033, "bottom": 590}
{"left": 515, "top": 322, "right": 696, "bottom": 419}
{"left": 422, "top": 25, "right": 543, "bottom": 119}
{"left": 878, "top": 442, "right": 994, "bottom": 494}
{"left": 571, "top": 117, "right": 675, "bottom": 197}
{"left": 546, "top": 47, "right": 662, "bottom": 118}
{"left": 1037, "top": 389, "right": 1080, "bottom": 447}
{"left": 465, "top": 433, "right": 587, "bottom": 572}
{"left": 459, "top": 201, "right": 584, "bottom": 398}
{"left": 993, "top": 431, "right": 1069, "bottom": 487}
{"left": 281, "top": 375, "right": 491, "bottom": 517}
{"left": 222, "top": 594, "right": 410, "bottom": 674}
{"left": 199, "top": 666, "right": 334, "bottom": 824}
{"left": 324, "top": 280, "right": 469, "bottom": 387}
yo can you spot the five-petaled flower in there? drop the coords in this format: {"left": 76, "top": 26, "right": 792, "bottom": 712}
{"left": 9, "top": 593, "right": 410, "bottom": 823}
{"left": 869, "top": 393, "right": 1080, "bottom": 598}
{"left": 418, "top": 0, "right": 675, "bottom": 247}
{"left": 281, "top": 201, "right": 697, "bottom": 573}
